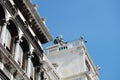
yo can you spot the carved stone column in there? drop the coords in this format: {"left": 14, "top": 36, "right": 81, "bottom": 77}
{"left": 26, "top": 50, "right": 34, "bottom": 78}
{"left": 0, "top": 20, "right": 7, "bottom": 45}
{"left": 14, "top": 36, "right": 21, "bottom": 63}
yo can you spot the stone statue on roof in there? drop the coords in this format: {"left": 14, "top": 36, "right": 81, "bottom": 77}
{"left": 54, "top": 35, "right": 65, "bottom": 45}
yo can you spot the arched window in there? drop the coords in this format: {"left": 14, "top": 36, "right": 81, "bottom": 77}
{"left": 0, "top": 4, "right": 6, "bottom": 40}
{"left": 31, "top": 52, "right": 41, "bottom": 80}
{"left": 0, "top": 4, "right": 5, "bottom": 26}
{"left": 31, "top": 52, "right": 40, "bottom": 67}
{"left": 20, "top": 37, "right": 30, "bottom": 72}
{"left": 5, "top": 20, "right": 18, "bottom": 53}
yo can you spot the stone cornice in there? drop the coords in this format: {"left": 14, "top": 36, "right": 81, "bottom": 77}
{"left": 12, "top": 0, "right": 52, "bottom": 44}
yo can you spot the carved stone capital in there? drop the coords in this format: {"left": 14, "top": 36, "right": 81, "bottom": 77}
{"left": 27, "top": 51, "right": 34, "bottom": 58}
{"left": 15, "top": 35, "right": 23, "bottom": 43}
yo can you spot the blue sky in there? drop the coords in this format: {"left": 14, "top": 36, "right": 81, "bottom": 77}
{"left": 32, "top": 0, "right": 120, "bottom": 80}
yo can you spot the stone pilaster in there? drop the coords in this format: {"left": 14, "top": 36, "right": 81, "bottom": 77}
{"left": 14, "top": 36, "right": 22, "bottom": 64}
{"left": 26, "top": 50, "right": 34, "bottom": 78}
{"left": 0, "top": 20, "right": 7, "bottom": 45}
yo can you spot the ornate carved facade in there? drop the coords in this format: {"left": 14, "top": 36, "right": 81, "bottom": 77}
{"left": 0, "top": 0, "right": 60, "bottom": 80}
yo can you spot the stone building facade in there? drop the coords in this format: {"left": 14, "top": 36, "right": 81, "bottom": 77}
{"left": 46, "top": 36, "right": 99, "bottom": 80}
{"left": 0, "top": 0, "right": 60, "bottom": 80}
{"left": 0, "top": 0, "right": 99, "bottom": 80}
